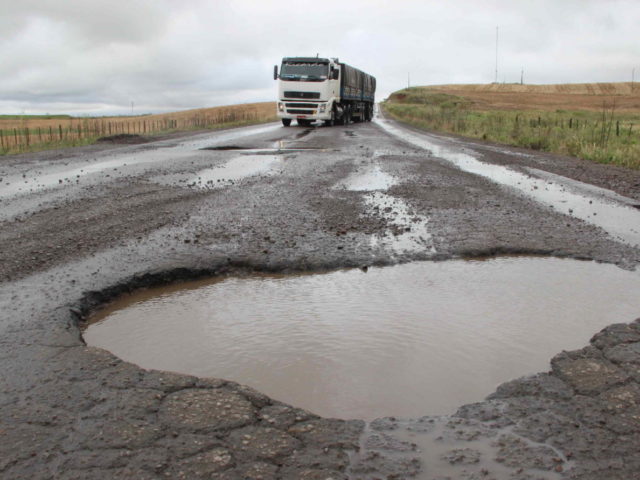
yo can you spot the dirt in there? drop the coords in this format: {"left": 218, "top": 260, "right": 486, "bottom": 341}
{"left": 96, "top": 134, "right": 151, "bottom": 144}
{"left": 1, "top": 118, "right": 640, "bottom": 479}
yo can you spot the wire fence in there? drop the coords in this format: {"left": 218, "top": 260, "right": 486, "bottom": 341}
{"left": 0, "top": 103, "right": 276, "bottom": 154}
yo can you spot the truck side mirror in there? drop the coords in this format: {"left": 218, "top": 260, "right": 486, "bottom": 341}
{"left": 273, "top": 65, "right": 278, "bottom": 80}
{"left": 332, "top": 69, "right": 339, "bottom": 80}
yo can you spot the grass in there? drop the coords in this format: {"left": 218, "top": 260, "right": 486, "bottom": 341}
{"left": 0, "top": 102, "right": 277, "bottom": 156}
{"left": 383, "top": 84, "right": 640, "bottom": 169}
{"left": 0, "top": 114, "right": 72, "bottom": 120}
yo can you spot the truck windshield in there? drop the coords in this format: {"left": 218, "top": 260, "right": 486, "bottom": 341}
{"left": 280, "top": 62, "right": 328, "bottom": 81}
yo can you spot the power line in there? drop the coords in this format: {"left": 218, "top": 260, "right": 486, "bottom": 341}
{"left": 494, "top": 26, "right": 499, "bottom": 83}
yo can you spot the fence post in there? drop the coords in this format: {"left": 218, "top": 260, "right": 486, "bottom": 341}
{"left": 59, "top": 125, "right": 63, "bottom": 140}
{"left": 0, "top": 130, "right": 3, "bottom": 150}
{"left": 616, "top": 120, "right": 620, "bottom": 137}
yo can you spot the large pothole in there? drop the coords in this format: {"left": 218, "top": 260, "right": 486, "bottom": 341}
{"left": 83, "top": 257, "right": 640, "bottom": 420}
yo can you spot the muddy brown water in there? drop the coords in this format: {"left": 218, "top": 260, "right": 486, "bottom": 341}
{"left": 84, "top": 258, "right": 640, "bottom": 420}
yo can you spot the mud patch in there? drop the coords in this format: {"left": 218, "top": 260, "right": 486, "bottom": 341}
{"left": 96, "top": 134, "right": 150, "bottom": 144}
{"left": 84, "top": 258, "right": 640, "bottom": 421}
{"left": 202, "top": 145, "right": 246, "bottom": 150}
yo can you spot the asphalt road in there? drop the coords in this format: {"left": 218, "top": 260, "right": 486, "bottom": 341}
{"left": 1, "top": 114, "right": 640, "bottom": 479}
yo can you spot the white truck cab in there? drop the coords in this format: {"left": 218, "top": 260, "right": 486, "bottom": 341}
{"left": 274, "top": 57, "right": 375, "bottom": 127}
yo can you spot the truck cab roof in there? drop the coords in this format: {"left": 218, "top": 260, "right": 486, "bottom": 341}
{"left": 282, "top": 57, "right": 331, "bottom": 64}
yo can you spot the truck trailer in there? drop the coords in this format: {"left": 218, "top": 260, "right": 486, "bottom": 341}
{"left": 274, "top": 57, "right": 376, "bottom": 127}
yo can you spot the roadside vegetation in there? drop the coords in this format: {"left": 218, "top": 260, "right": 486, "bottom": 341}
{"left": 0, "top": 102, "right": 277, "bottom": 155}
{"left": 383, "top": 83, "right": 640, "bottom": 169}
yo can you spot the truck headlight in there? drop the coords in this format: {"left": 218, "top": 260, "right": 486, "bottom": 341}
{"left": 319, "top": 104, "right": 327, "bottom": 113}
{"left": 278, "top": 103, "right": 284, "bottom": 112}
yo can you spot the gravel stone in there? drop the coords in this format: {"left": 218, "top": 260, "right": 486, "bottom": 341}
{"left": 159, "top": 389, "right": 255, "bottom": 431}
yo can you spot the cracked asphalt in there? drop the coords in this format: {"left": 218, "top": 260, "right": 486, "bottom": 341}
{"left": 1, "top": 114, "right": 640, "bottom": 479}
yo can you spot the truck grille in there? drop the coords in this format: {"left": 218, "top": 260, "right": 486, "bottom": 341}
{"left": 284, "top": 91, "right": 320, "bottom": 99}
{"left": 285, "top": 103, "right": 318, "bottom": 108}
{"left": 286, "top": 109, "right": 315, "bottom": 115}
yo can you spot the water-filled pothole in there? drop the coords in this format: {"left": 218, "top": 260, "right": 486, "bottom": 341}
{"left": 84, "top": 257, "right": 640, "bottom": 420}
{"left": 193, "top": 155, "right": 281, "bottom": 188}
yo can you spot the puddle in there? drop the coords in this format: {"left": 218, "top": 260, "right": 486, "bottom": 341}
{"left": 337, "top": 165, "right": 398, "bottom": 192}
{"left": 201, "top": 147, "right": 326, "bottom": 153}
{"left": 84, "top": 257, "right": 640, "bottom": 420}
{"left": 365, "top": 192, "right": 434, "bottom": 255}
{"left": 177, "top": 123, "right": 282, "bottom": 150}
{"left": 353, "top": 417, "right": 569, "bottom": 480}
{"left": 0, "top": 150, "right": 191, "bottom": 198}
{"left": 203, "top": 145, "right": 246, "bottom": 150}
{"left": 335, "top": 163, "right": 430, "bottom": 255}
{"left": 192, "top": 155, "right": 280, "bottom": 188}
{"left": 0, "top": 123, "right": 283, "bottom": 199}
{"left": 375, "top": 117, "right": 640, "bottom": 247}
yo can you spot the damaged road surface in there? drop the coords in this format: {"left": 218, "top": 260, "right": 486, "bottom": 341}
{"left": 1, "top": 117, "right": 640, "bottom": 479}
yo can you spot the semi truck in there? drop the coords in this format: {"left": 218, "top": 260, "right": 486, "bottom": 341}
{"left": 273, "top": 57, "right": 376, "bottom": 127}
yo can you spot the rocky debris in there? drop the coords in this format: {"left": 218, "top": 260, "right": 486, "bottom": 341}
{"left": 159, "top": 389, "right": 256, "bottom": 431}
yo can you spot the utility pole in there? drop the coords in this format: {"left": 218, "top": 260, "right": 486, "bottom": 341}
{"left": 408, "top": 72, "right": 410, "bottom": 88}
{"left": 131, "top": 101, "right": 134, "bottom": 115}
{"left": 494, "top": 26, "right": 499, "bottom": 84}
{"left": 521, "top": 68, "right": 524, "bottom": 85}
{"left": 633, "top": 68, "right": 635, "bottom": 92}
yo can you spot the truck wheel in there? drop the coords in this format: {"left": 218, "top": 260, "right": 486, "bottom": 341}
{"left": 338, "top": 107, "right": 348, "bottom": 126}
{"left": 282, "top": 119, "right": 291, "bottom": 127}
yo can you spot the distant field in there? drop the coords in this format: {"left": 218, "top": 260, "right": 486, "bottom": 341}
{"left": 0, "top": 102, "right": 277, "bottom": 155}
{"left": 0, "top": 114, "right": 72, "bottom": 120}
{"left": 384, "top": 82, "right": 640, "bottom": 169}
{"left": 398, "top": 82, "right": 640, "bottom": 111}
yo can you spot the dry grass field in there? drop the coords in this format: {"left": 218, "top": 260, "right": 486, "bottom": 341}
{"left": 385, "top": 82, "right": 640, "bottom": 168}
{"left": 406, "top": 82, "right": 640, "bottom": 112}
{"left": 0, "top": 102, "right": 277, "bottom": 154}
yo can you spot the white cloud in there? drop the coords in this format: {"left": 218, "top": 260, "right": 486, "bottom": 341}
{"left": 0, "top": 0, "right": 638, "bottom": 115}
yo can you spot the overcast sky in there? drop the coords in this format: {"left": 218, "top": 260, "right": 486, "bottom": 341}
{"left": 1, "top": 0, "right": 639, "bottom": 116}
